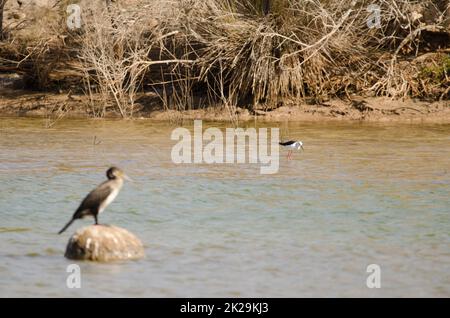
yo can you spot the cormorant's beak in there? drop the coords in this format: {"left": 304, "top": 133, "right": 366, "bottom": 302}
{"left": 123, "top": 174, "right": 133, "bottom": 182}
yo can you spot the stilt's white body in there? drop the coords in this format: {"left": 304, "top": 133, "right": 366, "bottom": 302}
{"left": 284, "top": 142, "right": 301, "bottom": 150}
{"left": 279, "top": 140, "right": 303, "bottom": 160}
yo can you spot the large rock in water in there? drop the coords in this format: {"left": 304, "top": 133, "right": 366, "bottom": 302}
{"left": 64, "top": 225, "right": 144, "bottom": 262}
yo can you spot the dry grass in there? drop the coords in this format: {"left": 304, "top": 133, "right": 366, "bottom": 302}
{"left": 173, "top": 0, "right": 449, "bottom": 104}
{"left": 0, "top": 0, "right": 448, "bottom": 118}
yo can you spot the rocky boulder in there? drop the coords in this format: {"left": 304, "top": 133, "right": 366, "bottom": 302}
{"left": 64, "top": 225, "right": 145, "bottom": 262}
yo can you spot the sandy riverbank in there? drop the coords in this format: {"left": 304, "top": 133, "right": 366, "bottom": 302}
{"left": 0, "top": 89, "right": 448, "bottom": 123}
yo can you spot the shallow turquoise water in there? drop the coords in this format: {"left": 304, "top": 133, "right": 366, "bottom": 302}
{"left": 0, "top": 118, "right": 449, "bottom": 297}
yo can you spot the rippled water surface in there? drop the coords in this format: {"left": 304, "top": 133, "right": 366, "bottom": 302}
{"left": 0, "top": 118, "right": 449, "bottom": 297}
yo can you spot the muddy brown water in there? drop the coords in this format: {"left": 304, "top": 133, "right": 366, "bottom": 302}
{"left": 0, "top": 118, "right": 449, "bottom": 296}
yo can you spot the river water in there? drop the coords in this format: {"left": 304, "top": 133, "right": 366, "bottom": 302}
{"left": 0, "top": 118, "right": 449, "bottom": 297}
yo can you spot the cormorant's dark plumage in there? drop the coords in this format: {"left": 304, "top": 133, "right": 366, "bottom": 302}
{"left": 58, "top": 167, "right": 129, "bottom": 234}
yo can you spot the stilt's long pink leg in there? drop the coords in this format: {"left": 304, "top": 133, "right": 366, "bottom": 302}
{"left": 287, "top": 150, "right": 292, "bottom": 160}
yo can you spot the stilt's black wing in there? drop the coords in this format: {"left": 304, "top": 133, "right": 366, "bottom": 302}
{"left": 279, "top": 140, "right": 296, "bottom": 146}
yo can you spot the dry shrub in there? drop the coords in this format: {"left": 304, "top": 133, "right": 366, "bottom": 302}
{"left": 77, "top": 1, "right": 197, "bottom": 117}
{"left": 165, "top": 0, "right": 450, "bottom": 105}
{"left": 0, "top": 2, "right": 80, "bottom": 90}
{"left": 1, "top": 0, "right": 448, "bottom": 117}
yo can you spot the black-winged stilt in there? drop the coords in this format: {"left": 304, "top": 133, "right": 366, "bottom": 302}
{"left": 279, "top": 140, "right": 304, "bottom": 160}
